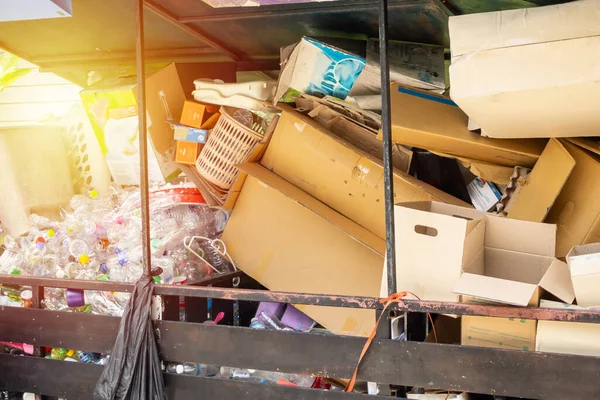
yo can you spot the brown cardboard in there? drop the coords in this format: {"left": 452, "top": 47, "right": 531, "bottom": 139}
{"left": 566, "top": 243, "right": 600, "bottom": 307}
{"left": 294, "top": 96, "right": 413, "bottom": 173}
{"left": 261, "top": 106, "right": 469, "bottom": 240}
{"left": 505, "top": 139, "right": 575, "bottom": 222}
{"left": 222, "top": 163, "right": 385, "bottom": 337}
{"left": 461, "top": 291, "right": 539, "bottom": 351}
{"left": 449, "top": 1, "right": 600, "bottom": 138}
{"left": 383, "top": 84, "right": 546, "bottom": 167}
{"left": 536, "top": 300, "right": 600, "bottom": 356}
{"left": 546, "top": 141, "right": 600, "bottom": 257}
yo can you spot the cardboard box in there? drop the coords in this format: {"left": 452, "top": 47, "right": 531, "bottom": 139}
{"left": 275, "top": 37, "right": 366, "bottom": 102}
{"left": 80, "top": 62, "right": 236, "bottom": 185}
{"left": 536, "top": 300, "right": 600, "bottom": 356}
{"left": 222, "top": 163, "right": 384, "bottom": 337}
{"left": 175, "top": 141, "right": 202, "bottom": 165}
{"left": 566, "top": 243, "right": 600, "bottom": 307}
{"left": 172, "top": 125, "right": 208, "bottom": 143}
{"left": 180, "top": 101, "right": 210, "bottom": 129}
{"left": 449, "top": 1, "right": 600, "bottom": 138}
{"left": 261, "top": 105, "right": 469, "bottom": 240}
{"left": 461, "top": 292, "right": 540, "bottom": 351}
{"left": 384, "top": 201, "right": 575, "bottom": 306}
{"left": 383, "top": 84, "right": 546, "bottom": 167}
{"left": 350, "top": 39, "right": 446, "bottom": 96}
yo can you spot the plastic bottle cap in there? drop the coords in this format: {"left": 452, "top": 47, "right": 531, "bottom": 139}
{"left": 90, "top": 189, "right": 98, "bottom": 199}
{"left": 20, "top": 290, "right": 32, "bottom": 300}
{"left": 36, "top": 242, "right": 45, "bottom": 250}
{"left": 36, "top": 237, "right": 45, "bottom": 243}
{"left": 56, "top": 270, "right": 65, "bottom": 279}
{"left": 47, "top": 229, "right": 55, "bottom": 237}
{"left": 79, "top": 254, "right": 90, "bottom": 264}
{"left": 23, "top": 393, "right": 35, "bottom": 400}
{"left": 176, "top": 365, "right": 184, "bottom": 374}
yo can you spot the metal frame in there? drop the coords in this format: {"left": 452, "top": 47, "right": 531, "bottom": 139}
{"left": 0, "top": 0, "right": 599, "bottom": 398}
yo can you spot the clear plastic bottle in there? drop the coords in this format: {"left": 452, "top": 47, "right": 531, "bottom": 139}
{"left": 219, "top": 367, "right": 315, "bottom": 387}
{"left": 166, "top": 362, "right": 219, "bottom": 377}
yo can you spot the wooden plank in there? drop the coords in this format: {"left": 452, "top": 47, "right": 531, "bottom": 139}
{"left": 2, "top": 307, "right": 600, "bottom": 399}
{"left": 0, "top": 354, "right": 374, "bottom": 400}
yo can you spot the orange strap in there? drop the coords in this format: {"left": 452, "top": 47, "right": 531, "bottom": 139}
{"left": 345, "top": 292, "right": 408, "bottom": 393}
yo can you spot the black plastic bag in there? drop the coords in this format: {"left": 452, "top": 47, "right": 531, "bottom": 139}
{"left": 94, "top": 275, "right": 166, "bottom": 400}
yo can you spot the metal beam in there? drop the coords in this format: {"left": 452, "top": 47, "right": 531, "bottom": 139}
{"left": 143, "top": 0, "right": 244, "bottom": 61}
{"left": 31, "top": 47, "right": 219, "bottom": 66}
{"left": 1, "top": 274, "right": 600, "bottom": 322}
{"left": 178, "top": 0, "right": 431, "bottom": 22}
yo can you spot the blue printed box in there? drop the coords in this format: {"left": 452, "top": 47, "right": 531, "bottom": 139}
{"left": 275, "top": 37, "right": 365, "bottom": 102}
{"left": 172, "top": 124, "right": 208, "bottom": 144}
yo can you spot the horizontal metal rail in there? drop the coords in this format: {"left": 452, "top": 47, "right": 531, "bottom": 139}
{"left": 1, "top": 273, "right": 599, "bottom": 322}
{"left": 1, "top": 307, "right": 599, "bottom": 399}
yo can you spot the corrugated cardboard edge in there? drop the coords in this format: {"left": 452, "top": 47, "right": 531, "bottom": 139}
{"left": 506, "top": 138, "right": 575, "bottom": 223}
{"left": 567, "top": 137, "right": 600, "bottom": 157}
{"left": 237, "top": 162, "right": 386, "bottom": 256}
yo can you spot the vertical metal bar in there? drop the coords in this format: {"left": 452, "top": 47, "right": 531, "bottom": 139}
{"left": 135, "top": 0, "right": 152, "bottom": 274}
{"left": 379, "top": 0, "right": 396, "bottom": 296}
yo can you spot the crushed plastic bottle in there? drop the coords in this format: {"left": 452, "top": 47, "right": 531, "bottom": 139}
{"left": 219, "top": 367, "right": 316, "bottom": 387}
{"left": 166, "top": 362, "right": 219, "bottom": 377}
{"left": 0, "top": 184, "right": 232, "bottom": 317}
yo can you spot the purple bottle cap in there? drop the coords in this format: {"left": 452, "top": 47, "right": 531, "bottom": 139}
{"left": 66, "top": 289, "right": 86, "bottom": 308}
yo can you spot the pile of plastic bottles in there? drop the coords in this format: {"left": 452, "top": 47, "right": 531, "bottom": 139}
{"left": 0, "top": 184, "right": 234, "bottom": 316}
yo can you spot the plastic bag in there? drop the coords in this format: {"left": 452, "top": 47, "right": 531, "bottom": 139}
{"left": 93, "top": 274, "right": 166, "bottom": 400}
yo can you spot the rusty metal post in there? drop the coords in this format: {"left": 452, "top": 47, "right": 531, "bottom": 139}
{"left": 135, "top": 0, "right": 152, "bottom": 274}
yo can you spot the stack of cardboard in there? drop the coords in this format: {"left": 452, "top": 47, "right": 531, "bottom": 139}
{"left": 381, "top": 0, "right": 600, "bottom": 354}
{"left": 215, "top": 4, "right": 600, "bottom": 349}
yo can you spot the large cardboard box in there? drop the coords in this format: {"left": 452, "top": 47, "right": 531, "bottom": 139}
{"left": 449, "top": 1, "right": 600, "bottom": 138}
{"left": 566, "top": 243, "right": 600, "bottom": 307}
{"left": 80, "top": 62, "right": 236, "bottom": 185}
{"left": 261, "top": 105, "right": 469, "bottom": 240}
{"left": 536, "top": 300, "right": 600, "bottom": 356}
{"left": 383, "top": 201, "right": 575, "bottom": 307}
{"left": 383, "top": 84, "right": 546, "bottom": 167}
{"left": 222, "top": 163, "right": 385, "bottom": 337}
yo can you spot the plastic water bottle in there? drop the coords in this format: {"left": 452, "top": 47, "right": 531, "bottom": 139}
{"left": 219, "top": 367, "right": 315, "bottom": 387}
{"left": 166, "top": 362, "right": 219, "bottom": 377}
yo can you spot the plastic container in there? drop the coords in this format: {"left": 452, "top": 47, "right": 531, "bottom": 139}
{"left": 192, "top": 80, "right": 276, "bottom": 111}
{"left": 195, "top": 107, "right": 265, "bottom": 190}
{"left": 0, "top": 126, "right": 73, "bottom": 237}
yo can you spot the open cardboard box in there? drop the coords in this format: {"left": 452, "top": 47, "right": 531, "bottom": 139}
{"left": 222, "top": 163, "right": 385, "bottom": 337}
{"left": 566, "top": 243, "right": 600, "bottom": 307}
